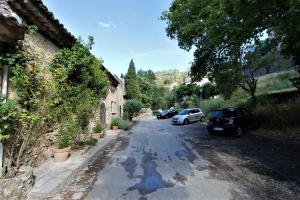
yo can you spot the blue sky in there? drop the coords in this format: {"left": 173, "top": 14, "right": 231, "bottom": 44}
{"left": 42, "top": 0, "right": 194, "bottom": 76}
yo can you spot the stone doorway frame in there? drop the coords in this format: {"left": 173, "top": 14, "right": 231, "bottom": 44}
{"left": 99, "top": 101, "right": 106, "bottom": 125}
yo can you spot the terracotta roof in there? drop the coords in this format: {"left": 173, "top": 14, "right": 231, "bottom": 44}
{"left": 9, "top": 0, "right": 76, "bottom": 47}
{"left": 0, "top": 14, "right": 27, "bottom": 44}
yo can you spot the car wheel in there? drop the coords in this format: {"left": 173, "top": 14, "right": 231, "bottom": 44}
{"left": 200, "top": 116, "right": 205, "bottom": 122}
{"left": 183, "top": 119, "right": 189, "bottom": 125}
{"left": 235, "top": 127, "right": 243, "bottom": 137}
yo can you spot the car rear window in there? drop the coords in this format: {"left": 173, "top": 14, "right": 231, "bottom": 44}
{"left": 210, "top": 109, "right": 237, "bottom": 118}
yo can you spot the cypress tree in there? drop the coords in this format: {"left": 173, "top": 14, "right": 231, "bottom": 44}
{"left": 125, "top": 59, "right": 141, "bottom": 100}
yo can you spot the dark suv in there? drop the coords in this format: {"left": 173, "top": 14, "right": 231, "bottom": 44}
{"left": 207, "top": 107, "right": 260, "bottom": 137}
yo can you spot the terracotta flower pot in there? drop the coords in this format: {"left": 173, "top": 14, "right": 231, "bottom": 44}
{"left": 91, "top": 133, "right": 101, "bottom": 140}
{"left": 112, "top": 125, "right": 118, "bottom": 130}
{"left": 52, "top": 146, "right": 71, "bottom": 163}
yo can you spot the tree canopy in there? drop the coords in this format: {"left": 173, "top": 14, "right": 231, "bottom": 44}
{"left": 162, "top": 0, "right": 300, "bottom": 81}
{"left": 125, "top": 59, "right": 141, "bottom": 100}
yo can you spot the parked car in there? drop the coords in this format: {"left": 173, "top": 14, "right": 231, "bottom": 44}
{"left": 207, "top": 107, "right": 260, "bottom": 137}
{"left": 157, "top": 109, "right": 178, "bottom": 119}
{"left": 172, "top": 108, "right": 205, "bottom": 125}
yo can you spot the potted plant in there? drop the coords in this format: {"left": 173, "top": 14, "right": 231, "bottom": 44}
{"left": 52, "top": 119, "right": 76, "bottom": 162}
{"left": 111, "top": 118, "right": 120, "bottom": 130}
{"left": 92, "top": 123, "right": 104, "bottom": 140}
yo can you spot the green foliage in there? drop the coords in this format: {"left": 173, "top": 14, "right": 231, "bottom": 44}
{"left": 162, "top": 0, "right": 300, "bottom": 100}
{"left": 0, "top": 100, "right": 19, "bottom": 142}
{"left": 124, "top": 99, "right": 142, "bottom": 120}
{"left": 49, "top": 38, "right": 109, "bottom": 125}
{"left": 125, "top": 59, "right": 141, "bottom": 100}
{"left": 93, "top": 123, "right": 104, "bottom": 133}
{"left": 137, "top": 69, "right": 156, "bottom": 81}
{"left": 151, "top": 86, "right": 173, "bottom": 110}
{"left": 201, "top": 83, "right": 218, "bottom": 99}
{"left": 122, "top": 112, "right": 129, "bottom": 121}
{"left": 58, "top": 119, "right": 77, "bottom": 149}
{"left": 138, "top": 77, "right": 155, "bottom": 107}
{"left": 215, "top": 66, "right": 242, "bottom": 99}
{"left": 0, "top": 48, "right": 46, "bottom": 111}
{"left": 174, "top": 83, "right": 198, "bottom": 101}
{"left": 111, "top": 118, "right": 129, "bottom": 130}
{"left": 111, "top": 118, "right": 122, "bottom": 127}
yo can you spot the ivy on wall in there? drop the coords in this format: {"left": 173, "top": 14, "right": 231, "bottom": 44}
{"left": 0, "top": 28, "right": 109, "bottom": 176}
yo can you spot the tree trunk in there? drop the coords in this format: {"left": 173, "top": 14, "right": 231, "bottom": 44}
{"left": 250, "top": 91, "right": 257, "bottom": 105}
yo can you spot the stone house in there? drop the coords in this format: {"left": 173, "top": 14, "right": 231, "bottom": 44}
{"left": 0, "top": 0, "right": 125, "bottom": 125}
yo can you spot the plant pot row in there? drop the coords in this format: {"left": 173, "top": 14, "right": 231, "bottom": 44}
{"left": 52, "top": 123, "right": 120, "bottom": 163}
{"left": 52, "top": 131, "right": 106, "bottom": 163}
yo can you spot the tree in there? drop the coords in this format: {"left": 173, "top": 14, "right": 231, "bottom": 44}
{"left": 125, "top": 59, "right": 141, "bottom": 100}
{"left": 152, "top": 86, "right": 172, "bottom": 110}
{"left": 201, "top": 82, "right": 218, "bottom": 99}
{"left": 137, "top": 69, "right": 156, "bottom": 82}
{"left": 162, "top": 0, "right": 300, "bottom": 97}
{"left": 124, "top": 100, "right": 142, "bottom": 121}
{"left": 240, "top": 42, "right": 289, "bottom": 103}
{"left": 174, "top": 83, "right": 198, "bottom": 102}
{"left": 138, "top": 77, "right": 155, "bottom": 108}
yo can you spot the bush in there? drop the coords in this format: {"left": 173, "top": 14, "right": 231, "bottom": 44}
{"left": 124, "top": 99, "right": 142, "bottom": 120}
{"left": 255, "top": 101, "right": 300, "bottom": 130}
{"left": 93, "top": 123, "right": 104, "bottom": 133}
{"left": 111, "top": 118, "right": 129, "bottom": 130}
{"left": 111, "top": 118, "right": 122, "bottom": 127}
{"left": 119, "top": 120, "right": 129, "bottom": 130}
{"left": 123, "top": 112, "right": 129, "bottom": 121}
{"left": 58, "top": 119, "right": 77, "bottom": 149}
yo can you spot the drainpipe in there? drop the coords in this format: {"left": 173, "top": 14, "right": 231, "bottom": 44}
{"left": 2, "top": 65, "right": 8, "bottom": 102}
{"left": 0, "top": 65, "right": 8, "bottom": 175}
{"left": 0, "top": 143, "right": 3, "bottom": 175}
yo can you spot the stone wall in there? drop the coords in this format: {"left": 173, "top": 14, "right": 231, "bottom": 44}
{"left": 104, "top": 81, "right": 125, "bottom": 125}
{"left": 24, "top": 32, "right": 59, "bottom": 67}
{"left": 0, "top": 0, "right": 12, "bottom": 16}
{"left": 7, "top": 32, "right": 59, "bottom": 99}
{"left": 89, "top": 79, "right": 125, "bottom": 130}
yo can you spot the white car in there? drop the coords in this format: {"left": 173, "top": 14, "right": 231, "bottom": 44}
{"left": 172, "top": 108, "right": 205, "bottom": 125}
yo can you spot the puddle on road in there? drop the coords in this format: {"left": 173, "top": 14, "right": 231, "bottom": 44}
{"left": 121, "top": 157, "right": 137, "bottom": 179}
{"left": 128, "top": 152, "right": 174, "bottom": 195}
{"left": 175, "top": 150, "right": 196, "bottom": 163}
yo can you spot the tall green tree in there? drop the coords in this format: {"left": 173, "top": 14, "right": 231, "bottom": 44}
{"left": 125, "top": 59, "right": 141, "bottom": 100}
{"left": 138, "top": 76, "right": 155, "bottom": 108}
{"left": 162, "top": 0, "right": 300, "bottom": 98}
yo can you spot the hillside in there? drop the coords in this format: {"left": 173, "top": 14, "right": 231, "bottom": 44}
{"left": 155, "top": 69, "right": 188, "bottom": 89}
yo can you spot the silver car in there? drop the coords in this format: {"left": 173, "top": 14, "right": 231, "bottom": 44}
{"left": 172, "top": 108, "right": 205, "bottom": 125}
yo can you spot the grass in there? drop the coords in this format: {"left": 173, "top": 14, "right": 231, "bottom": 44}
{"left": 199, "top": 70, "right": 297, "bottom": 114}
{"left": 198, "top": 70, "right": 300, "bottom": 130}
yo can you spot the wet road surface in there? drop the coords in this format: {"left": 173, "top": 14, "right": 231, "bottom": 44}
{"left": 85, "top": 117, "right": 236, "bottom": 200}
{"left": 53, "top": 116, "right": 300, "bottom": 200}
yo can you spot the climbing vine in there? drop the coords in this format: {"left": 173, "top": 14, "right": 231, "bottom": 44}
{"left": 49, "top": 36, "right": 109, "bottom": 128}
{"left": 0, "top": 28, "right": 109, "bottom": 176}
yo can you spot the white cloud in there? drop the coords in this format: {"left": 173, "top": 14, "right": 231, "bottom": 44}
{"left": 97, "top": 21, "right": 116, "bottom": 29}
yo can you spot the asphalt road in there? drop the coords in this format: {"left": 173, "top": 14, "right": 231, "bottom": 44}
{"left": 54, "top": 116, "right": 300, "bottom": 200}
{"left": 85, "top": 117, "right": 237, "bottom": 200}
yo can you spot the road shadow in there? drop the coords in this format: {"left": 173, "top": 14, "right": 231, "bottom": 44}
{"left": 180, "top": 123, "right": 300, "bottom": 199}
